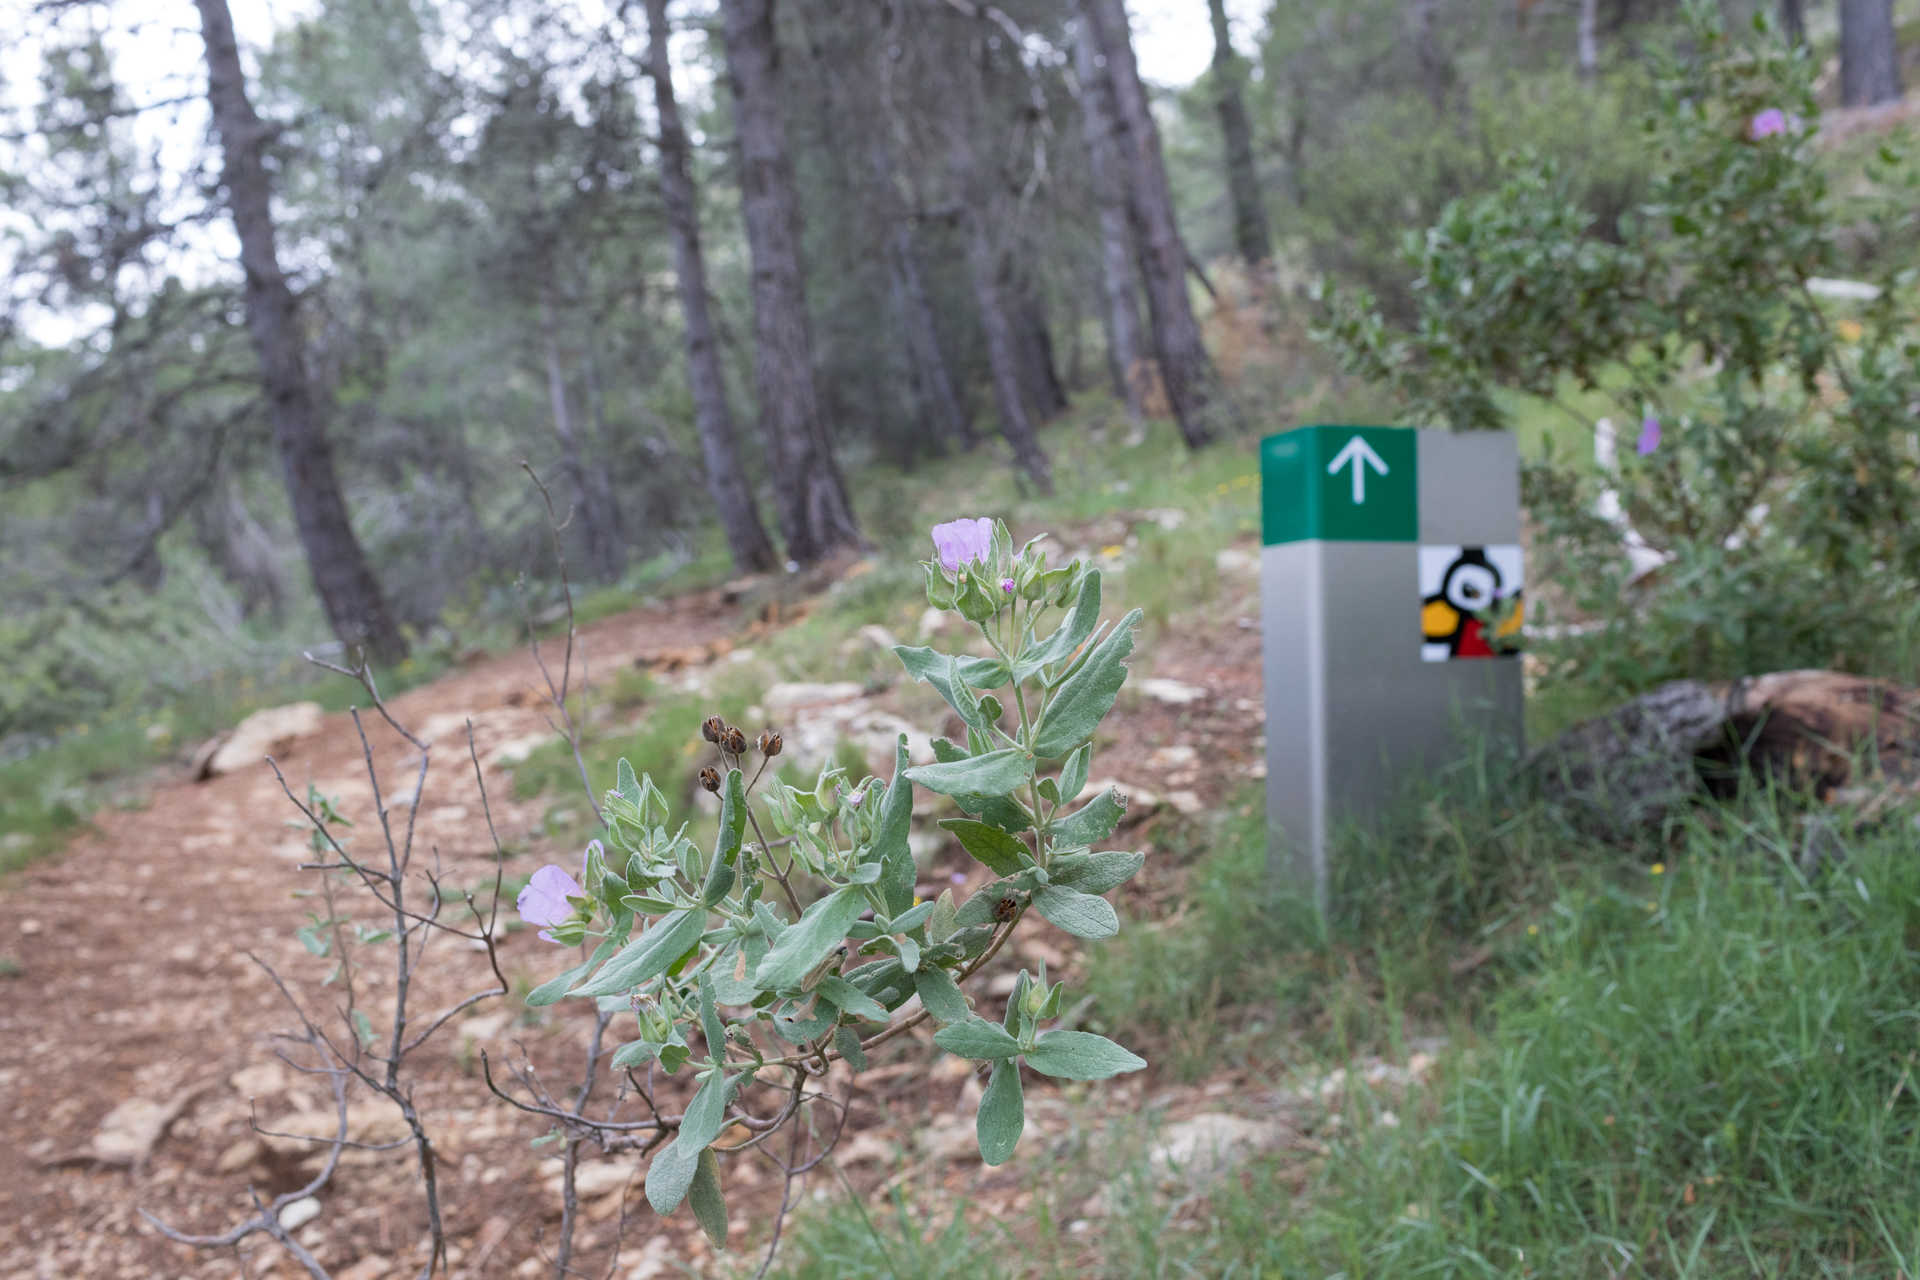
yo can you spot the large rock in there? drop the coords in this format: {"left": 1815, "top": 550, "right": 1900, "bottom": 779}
{"left": 200, "top": 702, "right": 326, "bottom": 778}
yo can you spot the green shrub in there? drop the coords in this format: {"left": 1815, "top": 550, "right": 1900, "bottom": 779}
{"left": 1322, "top": 5, "right": 1920, "bottom": 696}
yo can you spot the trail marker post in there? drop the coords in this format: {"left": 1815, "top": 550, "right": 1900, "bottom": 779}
{"left": 1261, "top": 425, "right": 1525, "bottom": 909}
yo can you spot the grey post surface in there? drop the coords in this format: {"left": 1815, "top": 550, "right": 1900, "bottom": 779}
{"left": 1262, "top": 427, "right": 1524, "bottom": 909}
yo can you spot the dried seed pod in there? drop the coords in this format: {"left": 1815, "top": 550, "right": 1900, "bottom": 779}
{"left": 699, "top": 766, "right": 722, "bottom": 793}
{"left": 701, "top": 716, "right": 726, "bottom": 744}
{"left": 758, "top": 730, "right": 783, "bottom": 758}
{"left": 723, "top": 726, "right": 749, "bottom": 756}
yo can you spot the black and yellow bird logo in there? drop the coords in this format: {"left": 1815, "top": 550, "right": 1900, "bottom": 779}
{"left": 1421, "top": 546, "right": 1523, "bottom": 659}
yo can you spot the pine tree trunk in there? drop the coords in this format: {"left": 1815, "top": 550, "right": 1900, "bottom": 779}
{"left": 1839, "top": 0, "right": 1903, "bottom": 107}
{"left": 1080, "top": 0, "right": 1225, "bottom": 447}
{"left": 193, "top": 0, "right": 405, "bottom": 663}
{"left": 1206, "top": 0, "right": 1273, "bottom": 267}
{"left": 1777, "top": 0, "right": 1804, "bottom": 42}
{"left": 646, "top": 0, "right": 778, "bottom": 574}
{"left": 1577, "top": 0, "right": 1600, "bottom": 78}
{"left": 1013, "top": 285, "right": 1069, "bottom": 422}
{"left": 540, "top": 298, "right": 623, "bottom": 582}
{"left": 718, "top": 0, "right": 861, "bottom": 564}
{"left": 944, "top": 90, "right": 1053, "bottom": 493}
{"left": 887, "top": 222, "right": 977, "bottom": 452}
{"left": 1075, "top": 22, "right": 1148, "bottom": 422}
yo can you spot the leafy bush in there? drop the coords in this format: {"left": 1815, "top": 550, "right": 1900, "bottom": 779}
{"left": 1321, "top": 5, "right": 1920, "bottom": 694}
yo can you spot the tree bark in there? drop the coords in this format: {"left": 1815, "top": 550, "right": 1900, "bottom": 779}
{"left": 718, "top": 0, "right": 861, "bottom": 564}
{"left": 1577, "top": 0, "right": 1600, "bottom": 78}
{"left": 1839, "top": 0, "right": 1903, "bottom": 107}
{"left": 1012, "top": 284, "right": 1069, "bottom": 423}
{"left": 1074, "top": 20, "right": 1148, "bottom": 422}
{"left": 886, "top": 221, "right": 977, "bottom": 452}
{"left": 1206, "top": 0, "right": 1274, "bottom": 267}
{"left": 1079, "top": 0, "right": 1225, "bottom": 448}
{"left": 193, "top": 0, "right": 405, "bottom": 662}
{"left": 645, "top": 0, "right": 779, "bottom": 574}
{"left": 1777, "top": 0, "right": 1804, "bottom": 42}
{"left": 942, "top": 77, "right": 1053, "bottom": 494}
{"left": 1409, "top": 0, "right": 1454, "bottom": 112}
{"left": 540, "top": 298, "right": 624, "bottom": 582}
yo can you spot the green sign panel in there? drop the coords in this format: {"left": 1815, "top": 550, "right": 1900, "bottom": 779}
{"left": 1261, "top": 425, "right": 1417, "bottom": 545}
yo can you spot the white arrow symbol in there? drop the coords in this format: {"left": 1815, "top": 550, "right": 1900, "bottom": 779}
{"left": 1327, "top": 435, "right": 1389, "bottom": 504}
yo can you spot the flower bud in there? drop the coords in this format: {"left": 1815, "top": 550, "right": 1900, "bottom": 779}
{"left": 701, "top": 716, "right": 725, "bottom": 744}
{"left": 699, "top": 766, "right": 721, "bottom": 793}
{"left": 758, "top": 729, "right": 783, "bottom": 757}
{"left": 724, "top": 726, "right": 749, "bottom": 756}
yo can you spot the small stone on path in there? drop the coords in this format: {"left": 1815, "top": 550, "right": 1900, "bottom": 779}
{"left": 277, "top": 1196, "right": 321, "bottom": 1231}
{"left": 1138, "top": 677, "right": 1208, "bottom": 706}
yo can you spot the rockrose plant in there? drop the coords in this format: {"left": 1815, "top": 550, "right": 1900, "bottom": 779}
{"left": 519, "top": 517, "right": 1148, "bottom": 1245}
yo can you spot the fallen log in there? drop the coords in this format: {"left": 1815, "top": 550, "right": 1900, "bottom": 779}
{"left": 1531, "top": 670, "right": 1920, "bottom": 837}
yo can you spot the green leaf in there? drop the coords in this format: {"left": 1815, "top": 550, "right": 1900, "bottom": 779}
{"left": 1049, "top": 850, "right": 1145, "bottom": 895}
{"left": 927, "top": 889, "right": 958, "bottom": 943}
{"left": 976, "top": 1061, "right": 1025, "bottom": 1166}
{"left": 1057, "top": 745, "right": 1091, "bottom": 810}
{"left": 646, "top": 1069, "right": 732, "bottom": 1214}
{"left": 770, "top": 998, "right": 835, "bottom": 1044}
{"left": 709, "top": 768, "right": 746, "bottom": 861}
{"left": 893, "top": 646, "right": 991, "bottom": 740}
{"left": 688, "top": 1148, "right": 727, "bottom": 1248}
{"left": 616, "top": 757, "right": 641, "bottom": 806}
{"left": 933, "top": 1015, "right": 1021, "bottom": 1060}
{"left": 938, "top": 818, "right": 1034, "bottom": 876}
{"left": 1032, "top": 609, "right": 1140, "bottom": 758}
{"left": 571, "top": 910, "right": 706, "bottom": 998}
{"left": 528, "top": 938, "right": 616, "bottom": 1007}
{"left": 906, "top": 748, "right": 1034, "bottom": 798}
{"left": 698, "top": 974, "right": 726, "bottom": 1055}
{"left": 834, "top": 1024, "right": 869, "bottom": 1071}
{"left": 872, "top": 737, "right": 916, "bottom": 915}
{"left": 929, "top": 739, "right": 1032, "bottom": 833}
{"left": 1050, "top": 787, "right": 1127, "bottom": 847}
{"left": 752, "top": 888, "right": 866, "bottom": 990}
{"left": 913, "top": 967, "right": 970, "bottom": 1024}
{"left": 817, "top": 975, "right": 889, "bottom": 1023}
{"left": 886, "top": 900, "right": 936, "bottom": 934}
{"left": 1033, "top": 885, "right": 1119, "bottom": 939}
{"left": 610, "top": 1038, "right": 660, "bottom": 1069}
{"left": 897, "top": 935, "right": 920, "bottom": 973}
{"left": 1022, "top": 1030, "right": 1146, "bottom": 1080}
{"left": 1019, "top": 568, "right": 1103, "bottom": 678}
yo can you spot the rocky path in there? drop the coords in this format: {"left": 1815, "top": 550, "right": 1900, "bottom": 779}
{"left": 0, "top": 536, "right": 1292, "bottom": 1280}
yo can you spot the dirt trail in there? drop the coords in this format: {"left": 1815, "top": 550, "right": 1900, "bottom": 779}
{"left": 0, "top": 587, "right": 752, "bottom": 1278}
{"left": 0, "top": 546, "right": 1272, "bottom": 1280}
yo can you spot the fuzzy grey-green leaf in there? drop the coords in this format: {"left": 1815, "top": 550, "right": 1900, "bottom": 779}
{"left": 906, "top": 748, "right": 1034, "bottom": 798}
{"left": 933, "top": 1015, "right": 1021, "bottom": 1060}
{"left": 1022, "top": 1030, "right": 1146, "bottom": 1080}
{"left": 939, "top": 818, "right": 1033, "bottom": 875}
{"left": 571, "top": 910, "right": 704, "bottom": 998}
{"left": 913, "top": 967, "right": 971, "bottom": 1024}
{"left": 527, "top": 938, "right": 615, "bottom": 1006}
{"left": 1049, "top": 849, "right": 1145, "bottom": 895}
{"left": 752, "top": 887, "right": 865, "bottom": 990}
{"left": 1031, "top": 608, "right": 1141, "bottom": 758}
{"left": 1033, "top": 884, "right": 1119, "bottom": 939}
{"left": 976, "top": 1060, "right": 1025, "bottom": 1166}
{"left": 688, "top": 1148, "right": 727, "bottom": 1247}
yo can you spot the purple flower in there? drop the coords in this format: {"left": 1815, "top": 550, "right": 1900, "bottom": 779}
{"left": 845, "top": 788, "right": 864, "bottom": 810}
{"left": 930, "top": 517, "right": 994, "bottom": 574}
{"left": 517, "top": 864, "right": 585, "bottom": 943}
{"left": 1636, "top": 415, "right": 1662, "bottom": 457}
{"left": 1749, "top": 108, "right": 1787, "bottom": 140}
{"left": 949, "top": 870, "right": 968, "bottom": 886}
{"left": 1001, "top": 577, "right": 1017, "bottom": 594}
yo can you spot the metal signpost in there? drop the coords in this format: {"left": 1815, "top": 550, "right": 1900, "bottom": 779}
{"left": 1261, "top": 425, "right": 1525, "bottom": 908}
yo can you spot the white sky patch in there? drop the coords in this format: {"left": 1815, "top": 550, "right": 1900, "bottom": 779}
{"left": 1128, "top": 0, "right": 1267, "bottom": 86}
